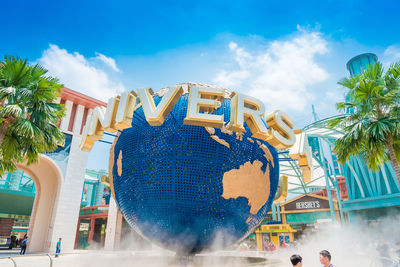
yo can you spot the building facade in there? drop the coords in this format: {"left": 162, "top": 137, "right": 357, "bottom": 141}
{"left": 75, "top": 169, "right": 110, "bottom": 249}
{"left": 0, "top": 88, "right": 107, "bottom": 253}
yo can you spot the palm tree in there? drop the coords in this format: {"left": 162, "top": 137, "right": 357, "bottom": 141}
{"left": 329, "top": 62, "right": 400, "bottom": 186}
{"left": 0, "top": 56, "right": 65, "bottom": 174}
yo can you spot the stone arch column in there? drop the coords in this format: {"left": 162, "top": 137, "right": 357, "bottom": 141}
{"left": 17, "top": 155, "right": 63, "bottom": 253}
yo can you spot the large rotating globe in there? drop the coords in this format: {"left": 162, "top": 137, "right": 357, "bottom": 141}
{"left": 110, "top": 83, "right": 279, "bottom": 254}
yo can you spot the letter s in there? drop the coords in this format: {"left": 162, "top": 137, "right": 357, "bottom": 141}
{"left": 265, "top": 110, "right": 296, "bottom": 150}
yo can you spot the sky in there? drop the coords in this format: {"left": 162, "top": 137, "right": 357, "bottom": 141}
{"left": 2, "top": 0, "right": 400, "bottom": 171}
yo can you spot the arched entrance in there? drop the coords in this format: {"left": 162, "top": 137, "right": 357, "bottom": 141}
{"left": 17, "top": 154, "right": 62, "bottom": 252}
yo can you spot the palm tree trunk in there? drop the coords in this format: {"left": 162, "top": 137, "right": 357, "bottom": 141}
{"left": 387, "top": 139, "right": 400, "bottom": 186}
{"left": 0, "top": 120, "right": 9, "bottom": 148}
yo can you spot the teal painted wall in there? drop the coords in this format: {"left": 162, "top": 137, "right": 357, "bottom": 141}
{"left": 0, "top": 189, "right": 34, "bottom": 216}
{"left": 286, "top": 211, "right": 331, "bottom": 225}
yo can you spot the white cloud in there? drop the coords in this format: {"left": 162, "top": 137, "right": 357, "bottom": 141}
{"left": 95, "top": 52, "right": 120, "bottom": 72}
{"left": 213, "top": 70, "right": 249, "bottom": 88}
{"left": 383, "top": 45, "right": 400, "bottom": 67}
{"left": 38, "top": 45, "right": 125, "bottom": 102}
{"left": 213, "top": 30, "right": 329, "bottom": 112}
{"left": 229, "top": 42, "right": 238, "bottom": 51}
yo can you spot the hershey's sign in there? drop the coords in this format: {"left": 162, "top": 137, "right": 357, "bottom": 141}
{"left": 295, "top": 201, "right": 320, "bottom": 209}
{"left": 284, "top": 195, "right": 330, "bottom": 211}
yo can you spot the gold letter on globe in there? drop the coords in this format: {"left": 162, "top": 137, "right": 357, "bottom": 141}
{"left": 138, "top": 86, "right": 184, "bottom": 126}
{"left": 229, "top": 92, "right": 269, "bottom": 140}
{"left": 114, "top": 91, "right": 138, "bottom": 130}
{"left": 265, "top": 110, "right": 295, "bottom": 150}
{"left": 80, "top": 91, "right": 137, "bottom": 152}
{"left": 79, "top": 86, "right": 298, "bottom": 152}
{"left": 289, "top": 130, "right": 313, "bottom": 182}
{"left": 183, "top": 86, "right": 224, "bottom": 128}
{"left": 273, "top": 176, "right": 288, "bottom": 203}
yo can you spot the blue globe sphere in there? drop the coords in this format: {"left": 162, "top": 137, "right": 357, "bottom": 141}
{"left": 110, "top": 85, "right": 279, "bottom": 254}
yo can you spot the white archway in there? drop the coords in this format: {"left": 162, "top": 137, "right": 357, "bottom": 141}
{"left": 17, "top": 154, "right": 63, "bottom": 252}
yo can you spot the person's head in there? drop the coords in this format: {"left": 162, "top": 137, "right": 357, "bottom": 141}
{"left": 319, "top": 250, "right": 331, "bottom": 266}
{"left": 290, "top": 254, "right": 302, "bottom": 267}
{"left": 59, "top": 238, "right": 62, "bottom": 241}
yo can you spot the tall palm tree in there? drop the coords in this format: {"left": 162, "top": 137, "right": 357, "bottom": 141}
{"left": 0, "top": 56, "right": 65, "bottom": 174}
{"left": 329, "top": 62, "right": 400, "bottom": 186}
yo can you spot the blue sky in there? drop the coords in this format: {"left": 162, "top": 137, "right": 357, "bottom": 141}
{"left": 3, "top": 0, "right": 400, "bottom": 57}
{"left": 2, "top": 0, "right": 400, "bottom": 170}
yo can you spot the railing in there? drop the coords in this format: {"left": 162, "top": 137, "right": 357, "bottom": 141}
{"left": 0, "top": 251, "right": 397, "bottom": 267}
{"left": 0, "top": 253, "right": 53, "bottom": 267}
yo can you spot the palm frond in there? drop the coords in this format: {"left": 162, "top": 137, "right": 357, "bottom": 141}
{"left": 331, "top": 61, "right": 400, "bottom": 173}
{"left": 0, "top": 56, "right": 64, "bottom": 171}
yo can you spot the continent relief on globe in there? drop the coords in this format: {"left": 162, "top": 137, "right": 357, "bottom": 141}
{"left": 204, "top": 126, "right": 274, "bottom": 216}
{"left": 221, "top": 160, "right": 270, "bottom": 215}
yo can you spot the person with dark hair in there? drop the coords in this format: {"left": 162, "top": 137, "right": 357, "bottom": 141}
{"left": 290, "top": 254, "right": 302, "bottom": 267}
{"left": 20, "top": 236, "right": 28, "bottom": 255}
{"left": 319, "top": 250, "right": 335, "bottom": 267}
{"left": 9, "top": 235, "right": 16, "bottom": 249}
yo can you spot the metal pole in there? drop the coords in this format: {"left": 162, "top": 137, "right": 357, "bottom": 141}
{"left": 8, "top": 257, "right": 17, "bottom": 267}
{"left": 313, "top": 153, "right": 337, "bottom": 222}
{"left": 312, "top": 105, "right": 336, "bottom": 222}
{"left": 47, "top": 254, "right": 53, "bottom": 267}
{"left": 271, "top": 203, "right": 277, "bottom": 221}
{"left": 327, "top": 144, "right": 345, "bottom": 224}
{"left": 276, "top": 204, "right": 281, "bottom": 222}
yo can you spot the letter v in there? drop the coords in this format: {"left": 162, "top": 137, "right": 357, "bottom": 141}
{"left": 137, "top": 86, "right": 184, "bottom": 126}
